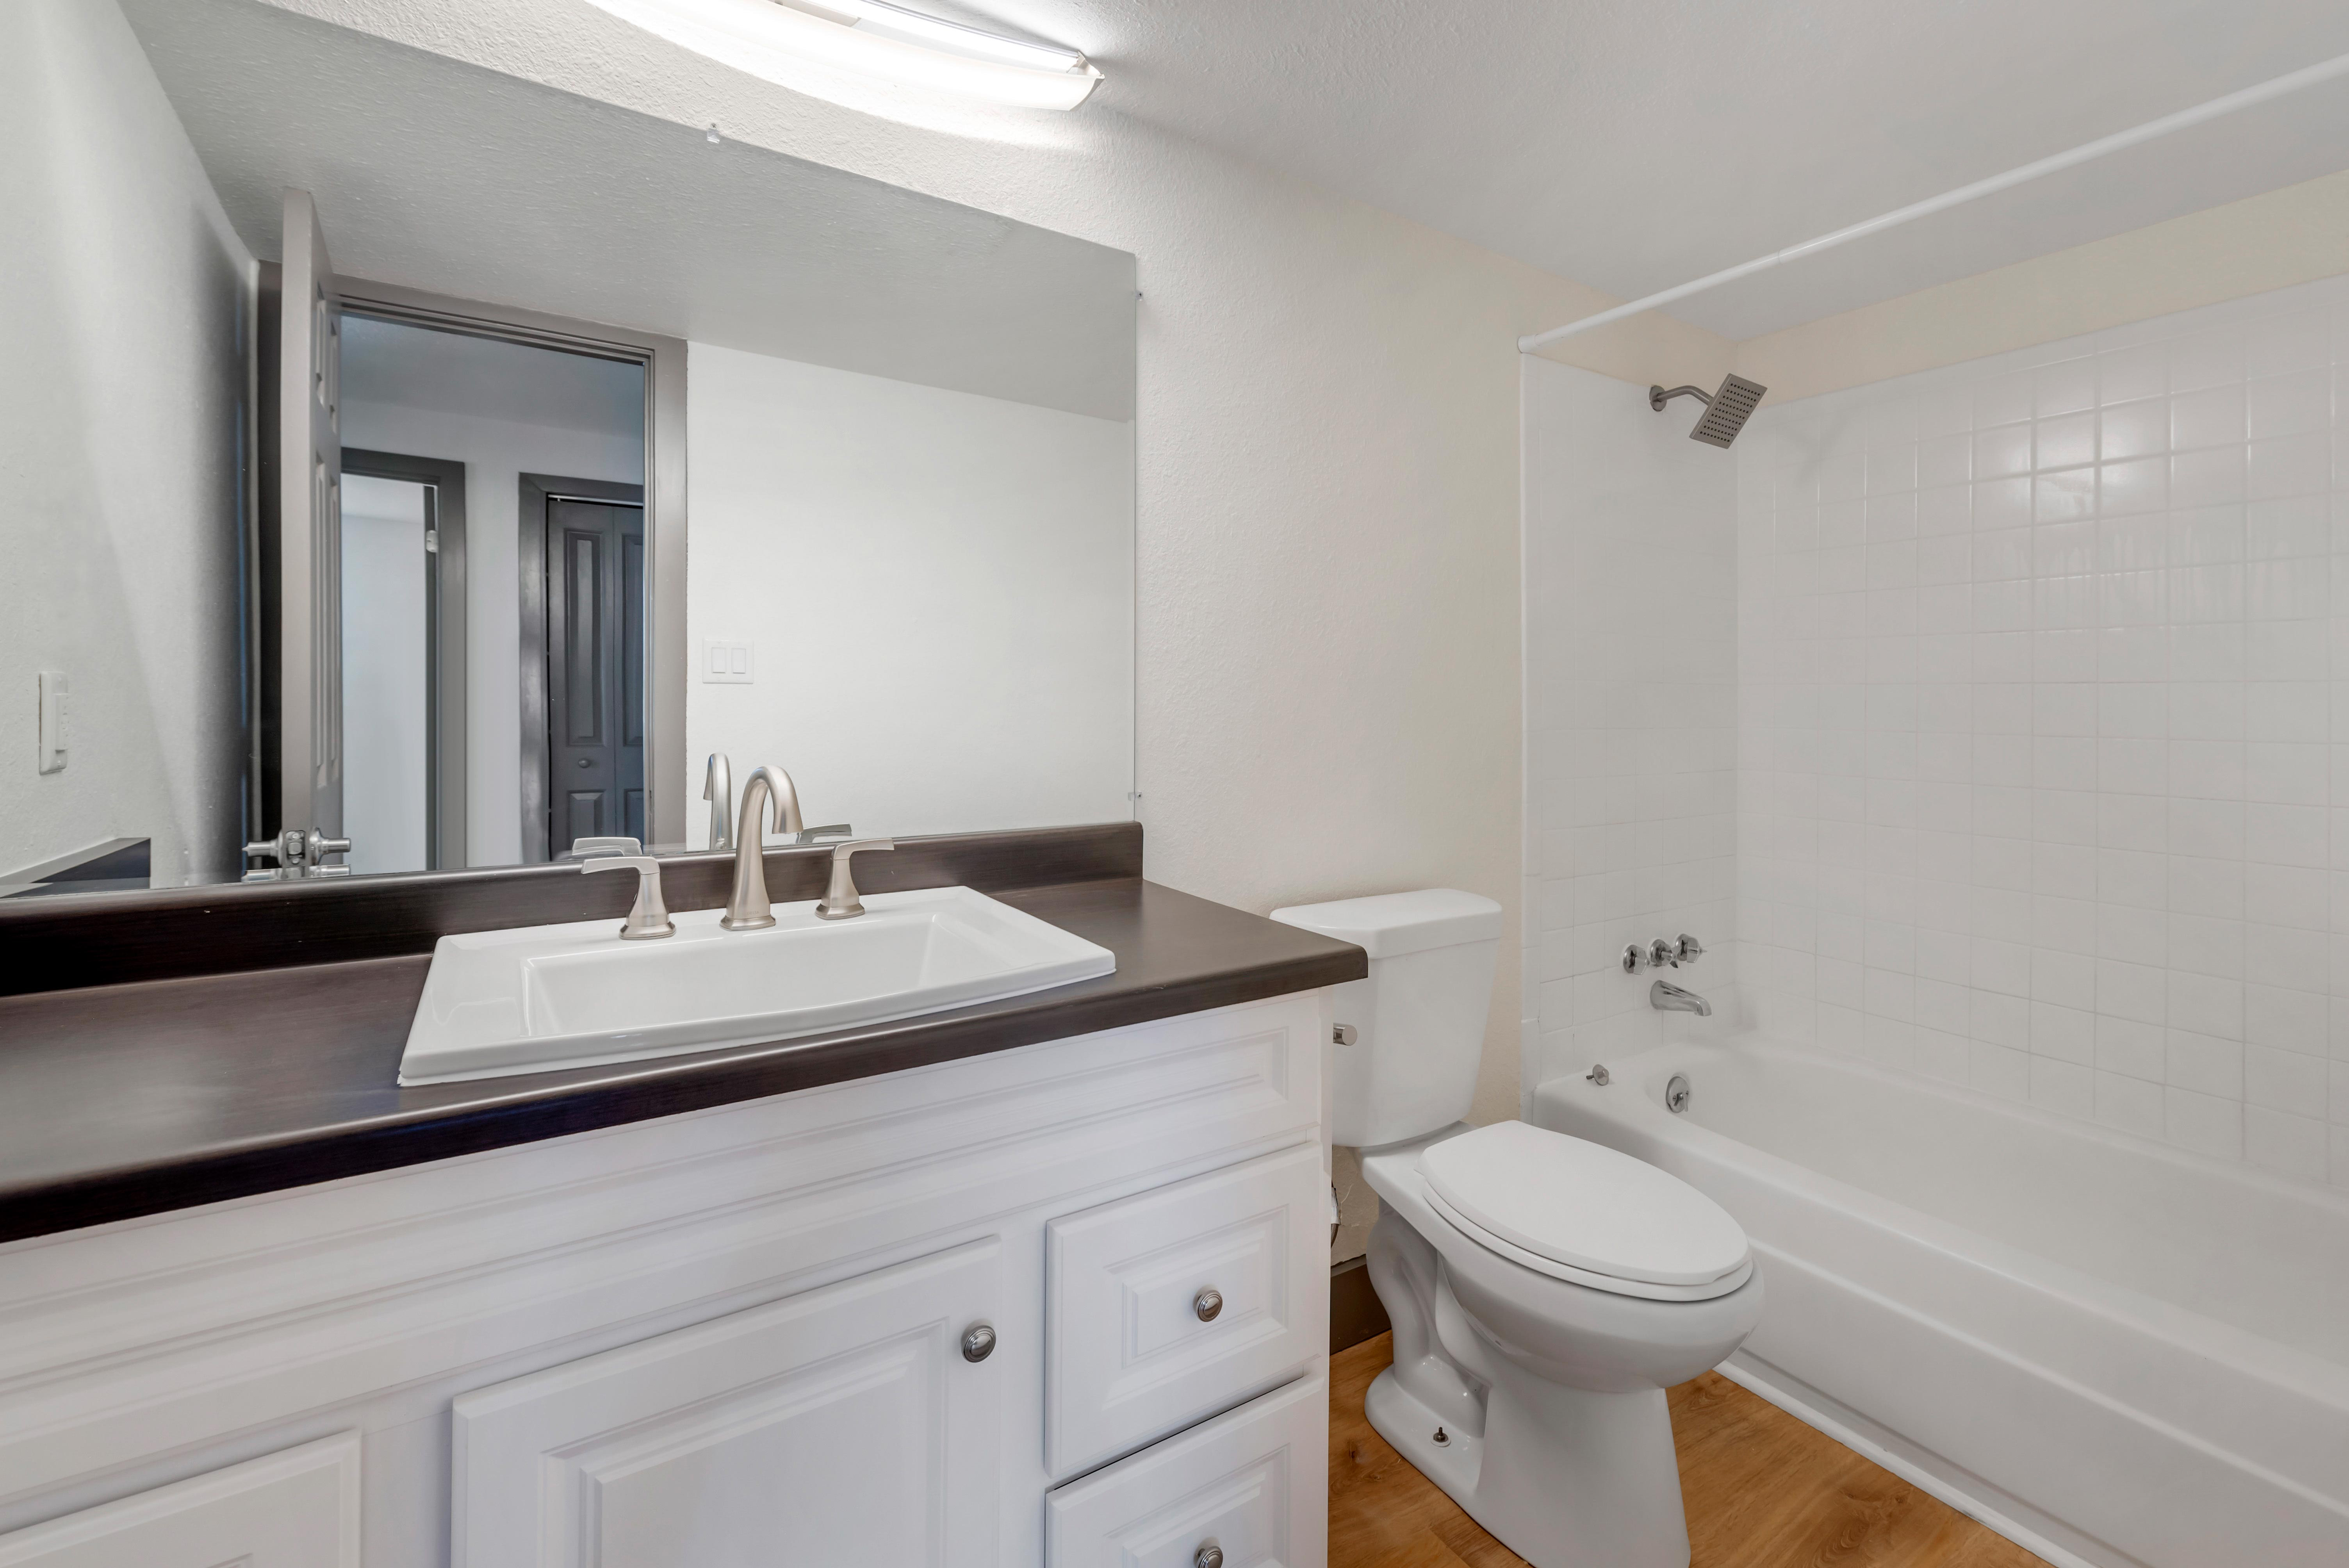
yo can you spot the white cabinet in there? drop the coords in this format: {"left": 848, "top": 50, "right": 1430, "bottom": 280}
{"left": 0, "top": 1433, "right": 359, "bottom": 1568}
{"left": 453, "top": 1240, "right": 1003, "bottom": 1568}
{"left": 1045, "top": 1373, "right": 1327, "bottom": 1568}
{"left": 0, "top": 992, "right": 1329, "bottom": 1568}
{"left": 1046, "top": 1142, "right": 1327, "bottom": 1477}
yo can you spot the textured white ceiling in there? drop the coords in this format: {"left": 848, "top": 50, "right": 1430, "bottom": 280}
{"left": 122, "top": 0, "right": 1138, "bottom": 420}
{"left": 132, "top": 0, "right": 2349, "bottom": 346}
{"left": 959, "top": 0, "right": 2349, "bottom": 338}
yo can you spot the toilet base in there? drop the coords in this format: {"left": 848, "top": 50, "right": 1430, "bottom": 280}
{"left": 1365, "top": 1363, "right": 1691, "bottom": 1568}
{"left": 1364, "top": 1365, "right": 1486, "bottom": 1511}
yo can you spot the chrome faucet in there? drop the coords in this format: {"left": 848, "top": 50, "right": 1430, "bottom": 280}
{"left": 1651, "top": 979, "right": 1712, "bottom": 1017}
{"left": 703, "top": 753, "right": 733, "bottom": 852}
{"left": 720, "top": 765, "right": 806, "bottom": 930}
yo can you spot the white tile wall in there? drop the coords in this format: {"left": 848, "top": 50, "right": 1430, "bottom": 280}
{"left": 1521, "top": 357, "right": 1741, "bottom": 1104}
{"left": 1736, "top": 275, "right": 2349, "bottom": 1190}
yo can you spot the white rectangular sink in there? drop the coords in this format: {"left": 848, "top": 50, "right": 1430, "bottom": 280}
{"left": 398, "top": 885, "right": 1117, "bottom": 1085}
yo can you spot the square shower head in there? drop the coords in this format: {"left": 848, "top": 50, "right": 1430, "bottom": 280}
{"left": 1689, "top": 374, "right": 1767, "bottom": 447}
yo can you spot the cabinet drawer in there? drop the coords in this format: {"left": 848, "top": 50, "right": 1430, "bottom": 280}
{"left": 1045, "top": 1372, "right": 1326, "bottom": 1568}
{"left": 1046, "top": 1142, "right": 1326, "bottom": 1477}
{"left": 0, "top": 1433, "right": 359, "bottom": 1568}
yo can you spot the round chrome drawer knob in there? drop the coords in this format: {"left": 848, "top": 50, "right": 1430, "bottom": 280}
{"left": 1194, "top": 1541, "right": 1224, "bottom": 1568}
{"left": 961, "top": 1323, "right": 996, "bottom": 1363}
{"left": 1192, "top": 1288, "right": 1223, "bottom": 1323}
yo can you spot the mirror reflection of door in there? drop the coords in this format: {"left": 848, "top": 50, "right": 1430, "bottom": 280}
{"left": 537, "top": 485, "right": 647, "bottom": 857}
{"left": 336, "top": 318, "right": 648, "bottom": 871}
{"left": 339, "top": 451, "right": 467, "bottom": 875}
{"left": 338, "top": 474, "right": 429, "bottom": 875}
{"left": 256, "top": 188, "right": 347, "bottom": 876}
{"left": 267, "top": 203, "right": 654, "bottom": 877}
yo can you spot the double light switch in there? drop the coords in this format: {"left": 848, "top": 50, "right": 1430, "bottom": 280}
{"left": 702, "top": 641, "right": 755, "bottom": 684}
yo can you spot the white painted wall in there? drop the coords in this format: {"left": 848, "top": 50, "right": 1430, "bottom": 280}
{"left": 0, "top": 0, "right": 250, "bottom": 886}
{"left": 684, "top": 344, "right": 1133, "bottom": 843}
{"left": 1737, "top": 273, "right": 2349, "bottom": 1192}
{"left": 338, "top": 401, "right": 643, "bottom": 866}
{"left": 340, "top": 474, "right": 430, "bottom": 874}
{"left": 1520, "top": 357, "right": 1742, "bottom": 1102}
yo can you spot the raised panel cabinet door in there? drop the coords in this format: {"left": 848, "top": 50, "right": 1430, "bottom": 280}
{"left": 1045, "top": 1143, "right": 1328, "bottom": 1478}
{"left": 0, "top": 1432, "right": 360, "bottom": 1568}
{"left": 1044, "top": 1373, "right": 1326, "bottom": 1568}
{"left": 452, "top": 1238, "right": 1003, "bottom": 1568}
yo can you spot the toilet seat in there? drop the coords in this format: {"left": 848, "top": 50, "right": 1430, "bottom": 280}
{"left": 1419, "top": 1182, "right": 1754, "bottom": 1302}
{"left": 1417, "top": 1121, "right": 1752, "bottom": 1303}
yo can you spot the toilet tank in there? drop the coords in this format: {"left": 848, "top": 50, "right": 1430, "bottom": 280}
{"left": 1269, "top": 889, "right": 1502, "bottom": 1149}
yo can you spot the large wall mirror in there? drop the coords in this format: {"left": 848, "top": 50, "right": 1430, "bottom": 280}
{"left": 2, "top": 0, "right": 1136, "bottom": 895}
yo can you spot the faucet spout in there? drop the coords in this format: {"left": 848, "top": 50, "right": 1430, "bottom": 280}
{"left": 721, "top": 766, "right": 806, "bottom": 930}
{"left": 1650, "top": 978, "right": 1712, "bottom": 1017}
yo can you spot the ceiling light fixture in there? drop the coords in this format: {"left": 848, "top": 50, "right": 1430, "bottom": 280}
{"left": 581, "top": 0, "right": 1102, "bottom": 110}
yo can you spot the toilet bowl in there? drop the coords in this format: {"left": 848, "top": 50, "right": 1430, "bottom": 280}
{"left": 1360, "top": 1124, "right": 1761, "bottom": 1568}
{"left": 1272, "top": 891, "right": 1760, "bottom": 1568}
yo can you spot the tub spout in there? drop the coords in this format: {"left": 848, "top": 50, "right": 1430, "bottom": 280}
{"left": 1651, "top": 979, "right": 1711, "bottom": 1017}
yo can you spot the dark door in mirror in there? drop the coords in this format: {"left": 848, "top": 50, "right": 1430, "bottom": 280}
{"left": 544, "top": 495, "right": 646, "bottom": 858}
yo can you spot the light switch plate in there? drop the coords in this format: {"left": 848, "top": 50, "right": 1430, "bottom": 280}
{"left": 702, "top": 640, "right": 755, "bottom": 684}
{"left": 37, "top": 670, "right": 67, "bottom": 773}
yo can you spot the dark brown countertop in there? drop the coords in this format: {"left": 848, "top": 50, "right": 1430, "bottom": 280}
{"left": 0, "top": 876, "right": 1365, "bottom": 1245}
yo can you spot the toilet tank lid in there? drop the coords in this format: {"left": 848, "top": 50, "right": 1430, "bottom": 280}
{"left": 1269, "top": 889, "right": 1502, "bottom": 960}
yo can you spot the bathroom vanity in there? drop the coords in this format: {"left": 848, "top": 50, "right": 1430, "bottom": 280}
{"left": 0, "top": 827, "right": 1362, "bottom": 1566}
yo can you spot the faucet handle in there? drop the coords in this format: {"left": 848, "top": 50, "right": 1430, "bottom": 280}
{"left": 1675, "top": 934, "right": 1704, "bottom": 964}
{"left": 561, "top": 836, "right": 642, "bottom": 861}
{"left": 814, "top": 839, "right": 896, "bottom": 921}
{"left": 581, "top": 855, "right": 676, "bottom": 940}
{"left": 1649, "top": 937, "right": 1679, "bottom": 969}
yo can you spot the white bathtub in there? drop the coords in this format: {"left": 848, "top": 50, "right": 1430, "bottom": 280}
{"left": 1532, "top": 1038, "right": 2349, "bottom": 1568}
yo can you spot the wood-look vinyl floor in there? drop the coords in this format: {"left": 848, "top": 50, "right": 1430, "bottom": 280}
{"left": 1330, "top": 1333, "right": 2048, "bottom": 1568}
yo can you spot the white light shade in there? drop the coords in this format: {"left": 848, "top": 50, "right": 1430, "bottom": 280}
{"left": 581, "top": 0, "right": 1103, "bottom": 110}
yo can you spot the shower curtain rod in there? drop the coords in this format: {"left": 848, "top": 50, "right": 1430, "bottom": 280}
{"left": 1518, "top": 49, "right": 2349, "bottom": 354}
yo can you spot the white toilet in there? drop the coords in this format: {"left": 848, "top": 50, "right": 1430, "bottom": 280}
{"left": 1273, "top": 890, "right": 1761, "bottom": 1568}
